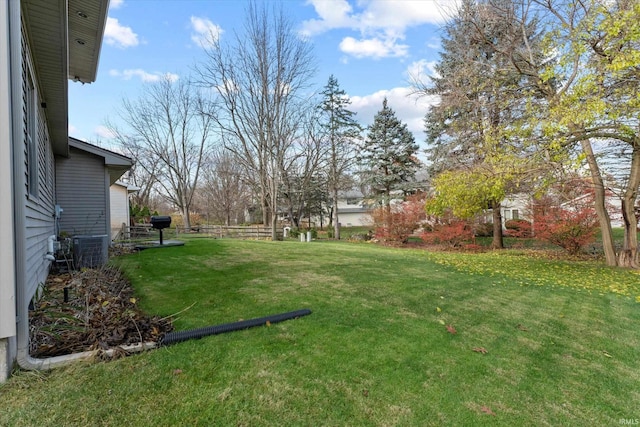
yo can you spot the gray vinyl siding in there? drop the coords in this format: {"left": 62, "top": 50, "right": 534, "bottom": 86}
{"left": 22, "top": 26, "right": 55, "bottom": 300}
{"left": 56, "top": 147, "right": 109, "bottom": 236}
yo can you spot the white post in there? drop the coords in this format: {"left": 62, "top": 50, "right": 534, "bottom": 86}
{"left": 306, "top": 231, "right": 312, "bottom": 242}
{"left": 300, "top": 233, "right": 305, "bottom": 242}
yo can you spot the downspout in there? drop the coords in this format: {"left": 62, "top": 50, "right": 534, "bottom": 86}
{"left": 7, "top": 0, "right": 35, "bottom": 372}
{"left": 17, "top": 342, "right": 158, "bottom": 371}
{"left": 7, "top": 0, "right": 156, "bottom": 371}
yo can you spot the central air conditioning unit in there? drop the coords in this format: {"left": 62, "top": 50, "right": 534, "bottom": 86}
{"left": 72, "top": 234, "right": 109, "bottom": 269}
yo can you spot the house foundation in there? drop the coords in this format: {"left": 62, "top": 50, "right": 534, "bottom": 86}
{"left": 0, "top": 338, "right": 14, "bottom": 383}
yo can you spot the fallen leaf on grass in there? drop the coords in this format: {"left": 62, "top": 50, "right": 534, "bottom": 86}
{"left": 446, "top": 324, "right": 457, "bottom": 334}
{"left": 472, "top": 347, "right": 488, "bottom": 354}
{"left": 438, "top": 319, "right": 446, "bottom": 325}
{"left": 265, "top": 320, "right": 271, "bottom": 327}
{"left": 173, "top": 369, "right": 183, "bottom": 375}
{"left": 602, "top": 351, "right": 612, "bottom": 358}
{"left": 516, "top": 324, "right": 528, "bottom": 331}
{"left": 480, "top": 406, "right": 496, "bottom": 416}
{"left": 436, "top": 307, "right": 442, "bottom": 312}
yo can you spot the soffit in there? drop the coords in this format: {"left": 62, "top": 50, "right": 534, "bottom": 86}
{"left": 68, "top": 0, "right": 109, "bottom": 83}
{"left": 22, "top": 0, "right": 109, "bottom": 156}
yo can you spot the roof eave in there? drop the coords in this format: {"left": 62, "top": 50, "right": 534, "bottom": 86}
{"left": 68, "top": 0, "right": 110, "bottom": 83}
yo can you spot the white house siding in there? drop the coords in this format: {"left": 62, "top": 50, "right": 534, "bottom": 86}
{"left": 337, "top": 210, "right": 373, "bottom": 227}
{"left": 110, "top": 183, "right": 129, "bottom": 238}
{"left": 336, "top": 193, "right": 373, "bottom": 227}
{"left": 56, "top": 147, "right": 109, "bottom": 236}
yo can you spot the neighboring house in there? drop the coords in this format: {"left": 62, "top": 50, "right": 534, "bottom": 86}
{"left": 499, "top": 194, "right": 530, "bottom": 225}
{"left": 56, "top": 137, "right": 133, "bottom": 262}
{"left": 110, "top": 180, "right": 138, "bottom": 239}
{"left": 0, "top": 0, "right": 109, "bottom": 382}
{"left": 561, "top": 190, "right": 624, "bottom": 228}
{"left": 335, "top": 190, "right": 373, "bottom": 227}
{"left": 486, "top": 190, "right": 625, "bottom": 229}
{"left": 475, "top": 193, "right": 531, "bottom": 227}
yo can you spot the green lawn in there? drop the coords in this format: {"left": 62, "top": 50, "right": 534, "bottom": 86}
{"left": 2, "top": 239, "right": 639, "bottom": 426}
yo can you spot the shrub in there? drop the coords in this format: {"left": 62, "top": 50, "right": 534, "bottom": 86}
{"left": 170, "top": 213, "right": 202, "bottom": 229}
{"left": 421, "top": 219, "right": 474, "bottom": 247}
{"left": 504, "top": 219, "right": 532, "bottom": 238}
{"left": 370, "top": 194, "right": 426, "bottom": 243}
{"left": 304, "top": 228, "right": 318, "bottom": 239}
{"left": 461, "top": 243, "right": 484, "bottom": 252}
{"left": 532, "top": 200, "right": 598, "bottom": 255}
{"left": 473, "top": 221, "right": 493, "bottom": 237}
{"left": 348, "top": 232, "right": 372, "bottom": 242}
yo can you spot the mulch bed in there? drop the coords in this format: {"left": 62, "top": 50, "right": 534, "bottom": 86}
{"left": 30, "top": 266, "right": 173, "bottom": 358}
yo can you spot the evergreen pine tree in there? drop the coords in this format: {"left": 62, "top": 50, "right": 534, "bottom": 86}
{"left": 360, "top": 98, "right": 419, "bottom": 213}
{"left": 319, "top": 75, "right": 361, "bottom": 239}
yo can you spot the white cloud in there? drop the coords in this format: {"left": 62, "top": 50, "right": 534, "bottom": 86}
{"left": 301, "top": 0, "right": 458, "bottom": 59}
{"left": 350, "top": 86, "right": 438, "bottom": 141}
{"left": 109, "top": 0, "right": 124, "bottom": 10}
{"left": 94, "top": 125, "right": 116, "bottom": 139}
{"left": 299, "top": 0, "right": 355, "bottom": 36}
{"left": 405, "top": 59, "right": 438, "bottom": 85}
{"left": 68, "top": 124, "right": 78, "bottom": 135}
{"left": 339, "top": 36, "right": 408, "bottom": 59}
{"left": 303, "top": 0, "right": 455, "bottom": 35}
{"left": 190, "top": 16, "right": 223, "bottom": 48}
{"left": 427, "top": 39, "right": 441, "bottom": 50}
{"left": 104, "top": 17, "right": 139, "bottom": 48}
{"left": 355, "top": 0, "right": 454, "bottom": 30}
{"left": 109, "top": 69, "right": 179, "bottom": 83}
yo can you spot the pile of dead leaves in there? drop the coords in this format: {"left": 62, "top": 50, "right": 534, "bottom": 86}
{"left": 30, "top": 266, "right": 173, "bottom": 357}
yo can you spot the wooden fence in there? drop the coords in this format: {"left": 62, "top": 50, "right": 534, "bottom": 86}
{"left": 112, "top": 224, "right": 281, "bottom": 242}
{"left": 176, "top": 225, "right": 282, "bottom": 239}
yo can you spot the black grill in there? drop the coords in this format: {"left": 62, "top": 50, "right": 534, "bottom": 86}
{"left": 150, "top": 216, "right": 172, "bottom": 244}
{"left": 150, "top": 216, "right": 172, "bottom": 229}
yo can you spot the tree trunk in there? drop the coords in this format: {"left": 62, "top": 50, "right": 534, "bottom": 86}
{"left": 183, "top": 205, "right": 191, "bottom": 230}
{"left": 491, "top": 201, "right": 504, "bottom": 249}
{"left": 581, "top": 140, "right": 617, "bottom": 266}
{"left": 385, "top": 195, "right": 392, "bottom": 237}
{"left": 262, "top": 194, "right": 269, "bottom": 226}
{"left": 619, "top": 199, "right": 638, "bottom": 267}
{"left": 271, "top": 211, "right": 278, "bottom": 240}
{"left": 333, "top": 188, "right": 340, "bottom": 240}
{"left": 328, "top": 205, "right": 334, "bottom": 227}
{"left": 619, "top": 145, "right": 640, "bottom": 267}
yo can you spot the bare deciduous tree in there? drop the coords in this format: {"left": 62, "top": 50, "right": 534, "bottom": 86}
{"left": 199, "top": 148, "right": 251, "bottom": 226}
{"left": 194, "top": 1, "right": 316, "bottom": 239}
{"left": 278, "top": 104, "right": 325, "bottom": 228}
{"left": 108, "top": 76, "right": 216, "bottom": 229}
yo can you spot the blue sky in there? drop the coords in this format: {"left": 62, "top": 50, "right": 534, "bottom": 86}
{"left": 68, "top": 0, "right": 457, "bottom": 147}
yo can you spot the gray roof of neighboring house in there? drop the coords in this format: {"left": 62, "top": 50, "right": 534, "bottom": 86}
{"left": 338, "top": 207, "right": 371, "bottom": 214}
{"left": 69, "top": 137, "right": 133, "bottom": 185}
{"left": 338, "top": 189, "right": 365, "bottom": 199}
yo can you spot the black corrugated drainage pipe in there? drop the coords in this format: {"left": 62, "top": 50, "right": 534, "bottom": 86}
{"left": 158, "top": 309, "right": 312, "bottom": 347}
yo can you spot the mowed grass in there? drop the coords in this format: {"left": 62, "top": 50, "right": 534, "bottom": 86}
{"left": 2, "top": 238, "right": 640, "bottom": 426}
